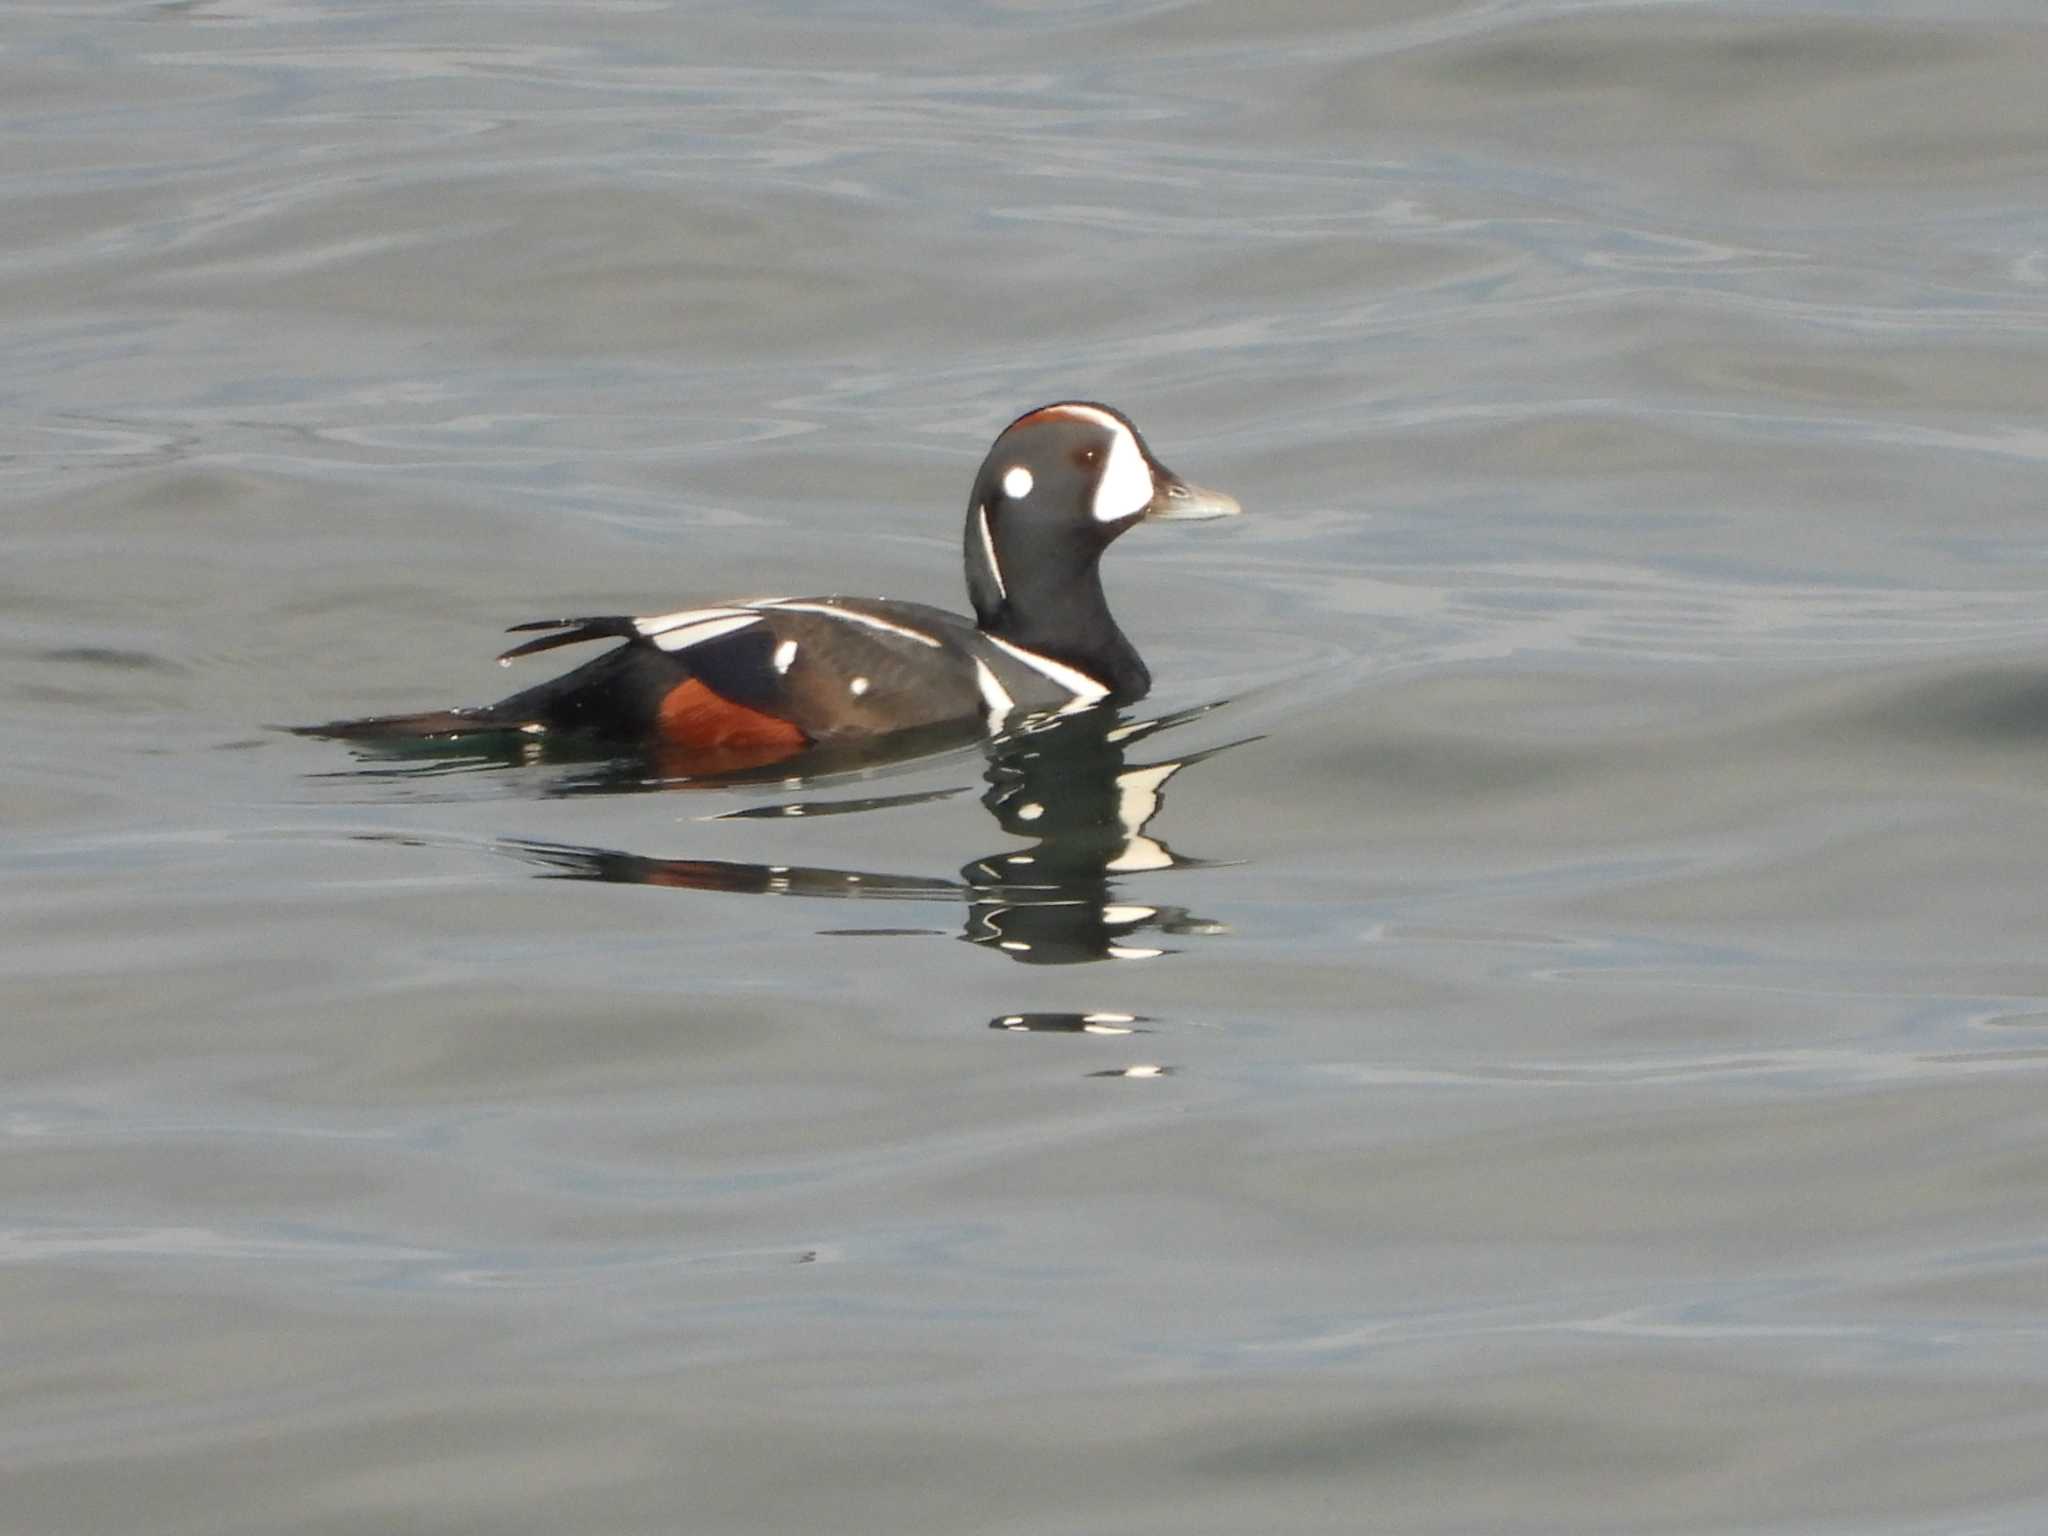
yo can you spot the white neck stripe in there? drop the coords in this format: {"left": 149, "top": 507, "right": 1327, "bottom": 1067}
{"left": 976, "top": 503, "right": 1006, "bottom": 602}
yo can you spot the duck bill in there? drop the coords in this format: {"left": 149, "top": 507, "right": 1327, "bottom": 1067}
{"left": 1145, "top": 470, "right": 1242, "bottom": 522}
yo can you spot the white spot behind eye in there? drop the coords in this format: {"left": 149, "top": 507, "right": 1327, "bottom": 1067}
{"left": 1090, "top": 423, "right": 1152, "bottom": 523}
{"left": 1002, "top": 465, "right": 1034, "bottom": 499}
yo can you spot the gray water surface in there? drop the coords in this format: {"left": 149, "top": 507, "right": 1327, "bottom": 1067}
{"left": 7, "top": 2, "right": 2048, "bottom": 1531}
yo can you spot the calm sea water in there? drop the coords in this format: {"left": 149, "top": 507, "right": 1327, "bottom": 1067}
{"left": 7, "top": 2, "right": 2048, "bottom": 1531}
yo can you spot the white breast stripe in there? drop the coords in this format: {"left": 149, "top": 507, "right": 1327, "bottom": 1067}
{"left": 983, "top": 634, "right": 1111, "bottom": 702}
{"left": 647, "top": 613, "right": 763, "bottom": 653}
{"left": 976, "top": 503, "right": 1006, "bottom": 601}
{"left": 760, "top": 600, "right": 944, "bottom": 649}
{"left": 974, "top": 658, "right": 1015, "bottom": 727}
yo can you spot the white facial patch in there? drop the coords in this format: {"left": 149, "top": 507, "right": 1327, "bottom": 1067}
{"left": 1001, "top": 465, "right": 1033, "bottom": 500}
{"left": 1090, "top": 419, "right": 1153, "bottom": 524}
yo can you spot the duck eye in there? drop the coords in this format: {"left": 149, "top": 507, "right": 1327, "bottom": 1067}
{"left": 1001, "top": 465, "right": 1034, "bottom": 499}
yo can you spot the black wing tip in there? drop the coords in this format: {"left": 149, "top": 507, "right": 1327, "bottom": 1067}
{"left": 289, "top": 708, "right": 503, "bottom": 741}
{"left": 496, "top": 615, "right": 639, "bottom": 663}
{"left": 502, "top": 615, "right": 637, "bottom": 637}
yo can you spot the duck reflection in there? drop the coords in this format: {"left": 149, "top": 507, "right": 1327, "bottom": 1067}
{"left": 991, "top": 1011, "right": 1151, "bottom": 1034}
{"left": 502, "top": 702, "right": 1244, "bottom": 968}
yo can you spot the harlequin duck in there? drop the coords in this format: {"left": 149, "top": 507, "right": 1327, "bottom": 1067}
{"left": 304, "top": 402, "right": 1240, "bottom": 768}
